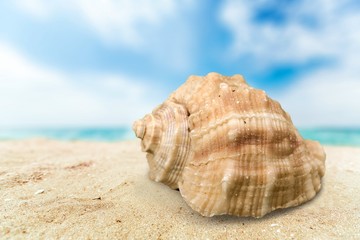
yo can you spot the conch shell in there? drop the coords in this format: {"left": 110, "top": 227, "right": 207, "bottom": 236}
{"left": 133, "top": 72, "right": 325, "bottom": 218}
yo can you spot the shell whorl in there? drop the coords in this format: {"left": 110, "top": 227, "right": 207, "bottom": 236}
{"left": 132, "top": 114, "right": 160, "bottom": 153}
{"left": 134, "top": 101, "right": 191, "bottom": 189}
{"left": 133, "top": 72, "right": 325, "bottom": 217}
{"left": 133, "top": 119, "right": 146, "bottom": 139}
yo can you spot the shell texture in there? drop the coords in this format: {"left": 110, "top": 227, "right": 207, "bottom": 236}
{"left": 133, "top": 72, "right": 326, "bottom": 218}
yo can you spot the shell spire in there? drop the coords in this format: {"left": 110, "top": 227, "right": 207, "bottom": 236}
{"left": 133, "top": 72, "right": 326, "bottom": 218}
{"left": 133, "top": 119, "right": 146, "bottom": 139}
{"left": 133, "top": 101, "right": 191, "bottom": 189}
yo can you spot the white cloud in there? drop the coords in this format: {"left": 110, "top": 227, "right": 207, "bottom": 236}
{"left": 0, "top": 42, "right": 158, "bottom": 127}
{"left": 14, "top": 0, "right": 52, "bottom": 18}
{"left": 220, "top": 0, "right": 360, "bottom": 126}
{"left": 13, "top": 0, "right": 196, "bottom": 71}
{"left": 14, "top": 0, "right": 180, "bottom": 47}
{"left": 220, "top": 0, "right": 360, "bottom": 66}
{"left": 74, "top": 0, "right": 179, "bottom": 47}
{"left": 277, "top": 68, "right": 360, "bottom": 127}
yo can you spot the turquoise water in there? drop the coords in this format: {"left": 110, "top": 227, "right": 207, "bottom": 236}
{"left": 299, "top": 128, "right": 360, "bottom": 146}
{"left": 0, "top": 127, "right": 359, "bottom": 146}
{"left": 0, "top": 127, "right": 134, "bottom": 142}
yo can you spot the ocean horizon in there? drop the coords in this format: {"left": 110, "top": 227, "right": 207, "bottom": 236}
{"left": 0, "top": 127, "right": 359, "bottom": 146}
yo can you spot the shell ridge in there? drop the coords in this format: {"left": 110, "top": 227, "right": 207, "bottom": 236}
{"left": 191, "top": 112, "right": 291, "bottom": 141}
{"left": 167, "top": 104, "right": 191, "bottom": 186}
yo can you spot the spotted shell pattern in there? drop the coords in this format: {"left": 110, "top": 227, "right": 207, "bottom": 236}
{"left": 133, "top": 72, "right": 325, "bottom": 218}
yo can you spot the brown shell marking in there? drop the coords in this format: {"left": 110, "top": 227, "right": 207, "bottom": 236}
{"left": 133, "top": 72, "right": 325, "bottom": 218}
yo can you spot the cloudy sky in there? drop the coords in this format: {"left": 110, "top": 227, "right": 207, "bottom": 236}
{"left": 0, "top": 0, "right": 359, "bottom": 128}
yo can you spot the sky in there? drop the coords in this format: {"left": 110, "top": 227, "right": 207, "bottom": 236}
{"left": 0, "top": 0, "right": 359, "bottom": 128}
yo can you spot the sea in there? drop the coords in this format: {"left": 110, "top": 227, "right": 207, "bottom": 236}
{"left": 0, "top": 127, "right": 359, "bottom": 146}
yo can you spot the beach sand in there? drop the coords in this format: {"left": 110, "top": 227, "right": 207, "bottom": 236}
{"left": 0, "top": 139, "right": 359, "bottom": 239}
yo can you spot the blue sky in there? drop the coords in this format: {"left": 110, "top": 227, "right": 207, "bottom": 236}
{"left": 0, "top": 0, "right": 359, "bottom": 128}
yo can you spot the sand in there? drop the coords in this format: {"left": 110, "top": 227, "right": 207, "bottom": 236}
{"left": 0, "top": 139, "right": 359, "bottom": 239}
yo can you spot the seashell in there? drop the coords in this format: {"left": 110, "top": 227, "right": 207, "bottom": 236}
{"left": 133, "top": 72, "right": 326, "bottom": 218}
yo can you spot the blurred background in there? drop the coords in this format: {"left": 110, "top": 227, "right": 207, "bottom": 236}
{"left": 0, "top": 0, "right": 359, "bottom": 144}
